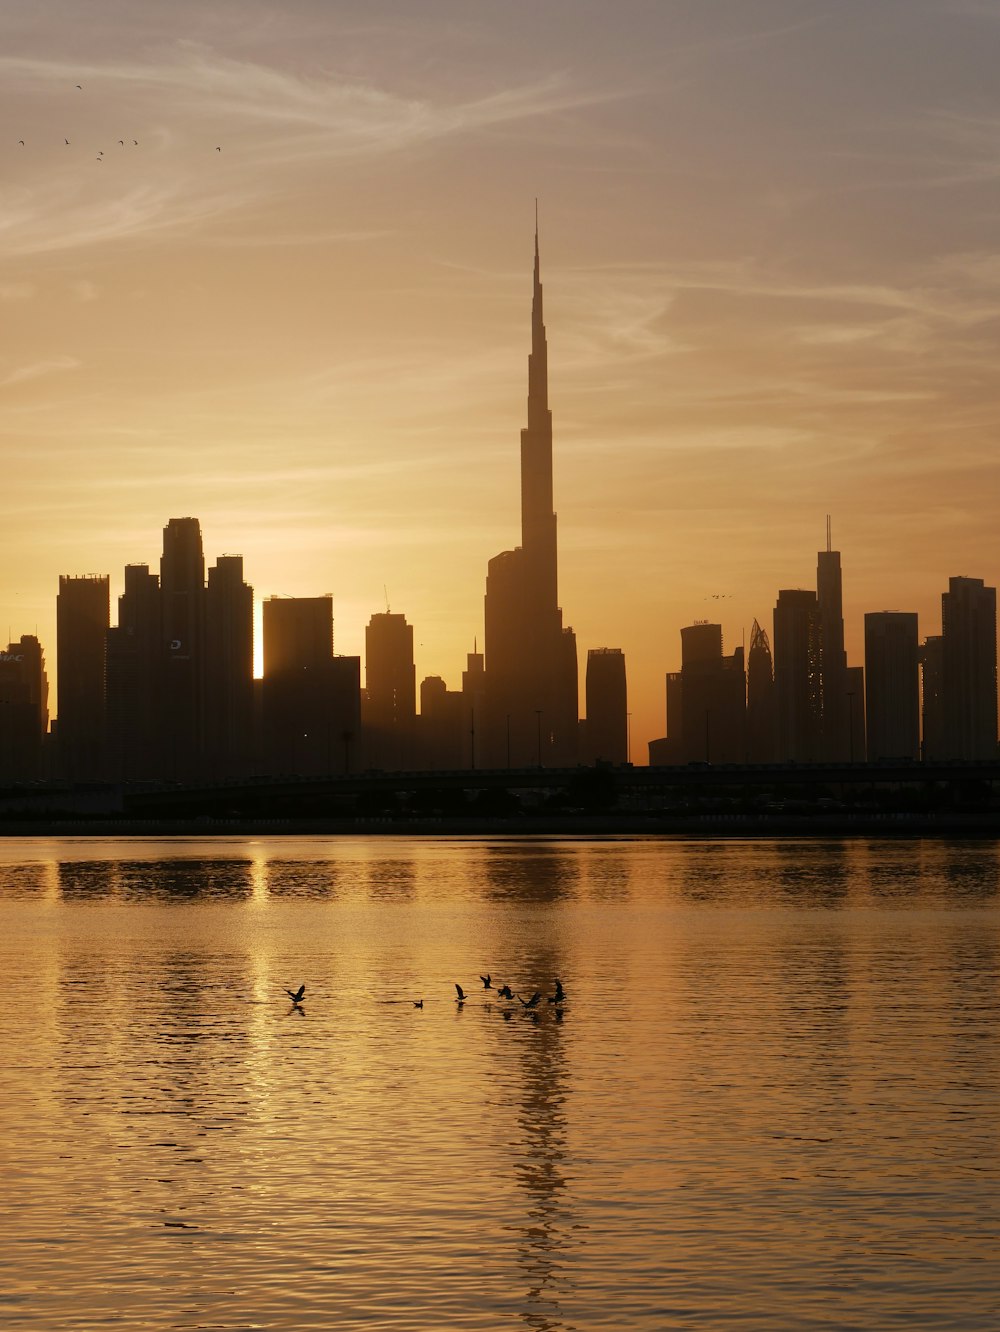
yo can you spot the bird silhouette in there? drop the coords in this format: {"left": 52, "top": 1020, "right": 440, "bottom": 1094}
{"left": 118, "top": 139, "right": 124, "bottom": 146}
{"left": 17, "top": 140, "right": 24, "bottom": 146}
{"left": 64, "top": 139, "right": 70, "bottom": 145}
{"left": 413, "top": 999, "right": 423, "bottom": 1009}
{"left": 215, "top": 146, "right": 222, "bottom": 151}
{"left": 497, "top": 984, "right": 514, "bottom": 1000}
{"left": 75, "top": 85, "right": 82, "bottom": 90}
{"left": 548, "top": 979, "right": 565, "bottom": 1004}
{"left": 285, "top": 984, "right": 306, "bottom": 1004}
{"left": 518, "top": 991, "right": 541, "bottom": 1009}
{"left": 454, "top": 983, "right": 467, "bottom": 1004}
{"left": 480, "top": 973, "right": 492, "bottom": 989}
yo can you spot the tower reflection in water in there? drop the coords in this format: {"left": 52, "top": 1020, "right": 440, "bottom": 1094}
{"left": 482, "top": 844, "right": 581, "bottom": 1331}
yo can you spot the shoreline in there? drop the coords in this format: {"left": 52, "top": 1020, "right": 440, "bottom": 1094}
{"left": 1, "top": 812, "right": 999, "bottom": 838}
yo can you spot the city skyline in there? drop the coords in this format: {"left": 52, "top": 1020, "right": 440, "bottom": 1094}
{"left": 4, "top": 2, "right": 1000, "bottom": 761}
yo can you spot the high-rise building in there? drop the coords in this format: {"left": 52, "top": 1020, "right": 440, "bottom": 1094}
{"left": 846, "top": 665, "right": 866, "bottom": 763}
{"left": 419, "top": 675, "right": 464, "bottom": 771}
{"left": 56, "top": 574, "right": 109, "bottom": 780}
{"left": 941, "top": 576, "right": 997, "bottom": 759}
{"left": 461, "top": 646, "right": 486, "bottom": 768}
{"left": 205, "top": 555, "right": 254, "bottom": 778}
{"left": 106, "top": 564, "right": 160, "bottom": 779}
{"left": 773, "top": 589, "right": 822, "bottom": 762}
{"left": 262, "top": 594, "right": 357, "bottom": 775}
{"left": 364, "top": 611, "right": 416, "bottom": 771}
{"left": 585, "top": 648, "right": 628, "bottom": 764}
{"left": 483, "top": 223, "right": 578, "bottom": 767}
{"left": 864, "top": 612, "right": 919, "bottom": 761}
{"left": 0, "top": 635, "right": 48, "bottom": 781}
{"left": 678, "top": 623, "right": 745, "bottom": 763}
{"left": 920, "top": 636, "right": 945, "bottom": 761}
{"left": 817, "top": 523, "right": 849, "bottom": 760}
{"left": 160, "top": 517, "right": 206, "bottom": 778}
{"left": 746, "top": 619, "right": 776, "bottom": 763}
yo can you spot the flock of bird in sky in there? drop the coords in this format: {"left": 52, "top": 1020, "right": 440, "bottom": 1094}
{"left": 13, "top": 84, "right": 224, "bottom": 158}
{"left": 283, "top": 975, "right": 566, "bottom": 1014}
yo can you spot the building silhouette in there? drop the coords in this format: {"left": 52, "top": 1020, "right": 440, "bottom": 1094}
{"left": 584, "top": 648, "right": 628, "bottom": 764}
{"left": 941, "top": 576, "right": 998, "bottom": 759}
{"left": 817, "top": 524, "right": 850, "bottom": 760}
{"left": 461, "top": 645, "right": 486, "bottom": 768}
{"left": 56, "top": 574, "right": 109, "bottom": 780}
{"left": 262, "top": 595, "right": 360, "bottom": 775}
{"left": 205, "top": 555, "right": 254, "bottom": 778}
{"left": 363, "top": 611, "right": 416, "bottom": 771}
{"left": 746, "top": 618, "right": 776, "bottom": 762}
{"left": 920, "top": 635, "right": 945, "bottom": 761}
{"left": 773, "top": 589, "right": 822, "bottom": 762}
{"left": 678, "top": 623, "right": 745, "bottom": 763}
{"left": 419, "top": 675, "right": 464, "bottom": 770}
{"left": 159, "top": 517, "right": 206, "bottom": 778}
{"left": 0, "top": 635, "right": 48, "bottom": 782}
{"left": 483, "top": 222, "right": 578, "bottom": 767}
{"left": 864, "top": 611, "right": 919, "bottom": 760}
{"left": 106, "top": 564, "right": 160, "bottom": 779}
{"left": 846, "top": 664, "right": 866, "bottom": 762}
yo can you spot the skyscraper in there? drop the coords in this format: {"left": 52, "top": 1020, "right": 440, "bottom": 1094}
{"left": 920, "top": 635, "right": 944, "bottom": 761}
{"left": 0, "top": 634, "right": 48, "bottom": 781}
{"left": 106, "top": 564, "right": 160, "bottom": 779}
{"left": 160, "top": 517, "right": 206, "bottom": 778}
{"left": 56, "top": 574, "right": 109, "bottom": 780}
{"left": 773, "top": 589, "right": 822, "bottom": 762}
{"left": 262, "top": 595, "right": 360, "bottom": 775}
{"left": 864, "top": 612, "right": 919, "bottom": 761}
{"left": 205, "top": 555, "right": 254, "bottom": 778}
{"left": 364, "top": 611, "right": 416, "bottom": 771}
{"left": 941, "top": 576, "right": 997, "bottom": 759}
{"left": 585, "top": 648, "right": 628, "bottom": 764}
{"left": 678, "top": 623, "right": 745, "bottom": 763}
{"left": 483, "top": 222, "right": 578, "bottom": 768}
{"left": 817, "top": 523, "right": 849, "bottom": 760}
{"left": 746, "top": 619, "right": 776, "bottom": 763}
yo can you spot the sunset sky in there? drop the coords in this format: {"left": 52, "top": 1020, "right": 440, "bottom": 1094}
{"left": 3, "top": 0, "right": 1000, "bottom": 759}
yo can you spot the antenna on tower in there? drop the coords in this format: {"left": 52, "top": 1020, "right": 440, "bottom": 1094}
{"left": 826, "top": 514, "right": 832, "bottom": 553}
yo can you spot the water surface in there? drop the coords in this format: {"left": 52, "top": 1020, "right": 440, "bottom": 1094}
{"left": 1, "top": 836, "right": 998, "bottom": 1329}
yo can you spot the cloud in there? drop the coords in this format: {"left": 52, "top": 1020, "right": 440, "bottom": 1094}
{"left": 0, "top": 282, "right": 34, "bottom": 300}
{"left": 0, "top": 355, "right": 80, "bottom": 388}
{"left": 0, "top": 48, "right": 614, "bottom": 255}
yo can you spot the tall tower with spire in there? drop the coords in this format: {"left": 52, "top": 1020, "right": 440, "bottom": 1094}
{"left": 482, "top": 219, "right": 578, "bottom": 767}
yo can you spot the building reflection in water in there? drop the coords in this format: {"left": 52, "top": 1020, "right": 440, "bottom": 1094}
{"left": 480, "top": 842, "right": 581, "bottom": 903}
{"left": 507, "top": 984, "right": 577, "bottom": 1332}
{"left": 476, "top": 846, "right": 582, "bottom": 1330}
{"left": 264, "top": 859, "right": 340, "bottom": 899}
{"left": 55, "top": 858, "right": 255, "bottom": 901}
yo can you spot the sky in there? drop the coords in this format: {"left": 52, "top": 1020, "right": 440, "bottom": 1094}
{"left": 3, "top": 0, "right": 1000, "bottom": 761}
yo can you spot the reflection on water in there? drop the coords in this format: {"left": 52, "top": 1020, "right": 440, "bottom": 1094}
{"left": 0, "top": 835, "right": 999, "bottom": 1330}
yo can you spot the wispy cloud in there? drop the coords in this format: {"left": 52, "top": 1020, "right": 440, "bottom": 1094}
{"left": 0, "top": 49, "right": 613, "bottom": 255}
{"left": 0, "top": 355, "right": 80, "bottom": 388}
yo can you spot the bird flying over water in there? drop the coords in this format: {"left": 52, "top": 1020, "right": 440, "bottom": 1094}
{"left": 285, "top": 984, "right": 306, "bottom": 1004}
{"left": 518, "top": 991, "right": 541, "bottom": 1009}
{"left": 455, "top": 983, "right": 467, "bottom": 1004}
{"left": 548, "top": 979, "right": 565, "bottom": 1004}
{"left": 413, "top": 999, "right": 423, "bottom": 1009}
{"left": 480, "top": 973, "right": 492, "bottom": 989}
{"left": 497, "top": 984, "right": 514, "bottom": 1000}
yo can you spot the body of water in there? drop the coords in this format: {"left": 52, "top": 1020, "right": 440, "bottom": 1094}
{"left": 1, "top": 835, "right": 998, "bottom": 1330}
